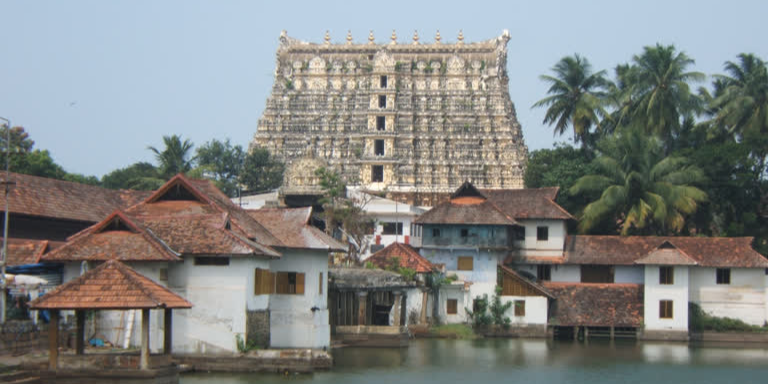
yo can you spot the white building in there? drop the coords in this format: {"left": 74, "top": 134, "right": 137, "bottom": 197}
{"left": 42, "top": 174, "right": 344, "bottom": 354}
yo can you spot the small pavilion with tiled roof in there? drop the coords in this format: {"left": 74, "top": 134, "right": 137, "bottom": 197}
{"left": 29, "top": 259, "right": 192, "bottom": 370}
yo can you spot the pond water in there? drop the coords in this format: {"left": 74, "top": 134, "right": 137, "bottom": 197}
{"left": 181, "top": 339, "right": 768, "bottom": 384}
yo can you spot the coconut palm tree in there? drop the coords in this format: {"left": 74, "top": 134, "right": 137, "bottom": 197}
{"left": 627, "top": 44, "right": 705, "bottom": 143}
{"left": 533, "top": 54, "right": 609, "bottom": 148}
{"left": 710, "top": 53, "right": 768, "bottom": 175}
{"left": 148, "top": 134, "right": 196, "bottom": 179}
{"left": 570, "top": 129, "right": 708, "bottom": 235}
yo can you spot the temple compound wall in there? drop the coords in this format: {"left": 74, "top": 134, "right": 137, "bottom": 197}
{"left": 252, "top": 30, "right": 528, "bottom": 196}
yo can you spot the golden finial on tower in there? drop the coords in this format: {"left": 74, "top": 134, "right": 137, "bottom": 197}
{"left": 412, "top": 30, "right": 419, "bottom": 45}
{"left": 368, "top": 30, "right": 375, "bottom": 45}
{"left": 324, "top": 30, "right": 331, "bottom": 45}
{"left": 435, "top": 30, "right": 442, "bottom": 44}
{"left": 346, "top": 30, "right": 353, "bottom": 45}
{"left": 457, "top": 30, "right": 464, "bottom": 45}
{"left": 390, "top": 30, "right": 397, "bottom": 45}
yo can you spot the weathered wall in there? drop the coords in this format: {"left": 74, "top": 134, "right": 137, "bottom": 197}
{"left": 268, "top": 249, "right": 330, "bottom": 348}
{"left": 515, "top": 220, "right": 567, "bottom": 257}
{"left": 689, "top": 267, "right": 767, "bottom": 326}
{"left": 500, "top": 296, "right": 548, "bottom": 325}
{"left": 245, "top": 310, "right": 270, "bottom": 347}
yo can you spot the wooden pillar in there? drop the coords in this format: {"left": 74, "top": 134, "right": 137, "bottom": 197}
{"left": 163, "top": 309, "right": 172, "bottom": 355}
{"left": 48, "top": 310, "right": 59, "bottom": 370}
{"left": 357, "top": 292, "right": 368, "bottom": 326}
{"left": 75, "top": 310, "right": 85, "bottom": 355}
{"left": 140, "top": 309, "right": 150, "bottom": 370}
{"left": 392, "top": 291, "right": 403, "bottom": 327}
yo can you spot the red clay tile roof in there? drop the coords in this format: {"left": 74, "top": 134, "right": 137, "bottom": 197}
{"left": 482, "top": 187, "right": 574, "bottom": 220}
{"left": 28, "top": 259, "right": 192, "bottom": 310}
{"left": 246, "top": 207, "right": 346, "bottom": 251}
{"left": 41, "top": 211, "right": 181, "bottom": 263}
{"left": 367, "top": 242, "right": 433, "bottom": 273}
{"left": 543, "top": 282, "right": 644, "bottom": 327}
{"left": 6, "top": 238, "right": 51, "bottom": 266}
{"left": 414, "top": 197, "right": 518, "bottom": 226}
{"left": 504, "top": 254, "right": 566, "bottom": 265}
{"left": 635, "top": 244, "right": 698, "bottom": 266}
{"left": 0, "top": 172, "right": 149, "bottom": 222}
{"left": 563, "top": 235, "right": 768, "bottom": 268}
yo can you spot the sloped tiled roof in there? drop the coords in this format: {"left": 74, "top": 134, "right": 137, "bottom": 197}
{"left": 563, "top": 236, "right": 768, "bottom": 268}
{"left": 499, "top": 265, "right": 554, "bottom": 298}
{"left": 0, "top": 172, "right": 149, "bottom": 222}
{"left": 482, "top": 187, "right": 573, "bottom": 220}
{"left": 367, "top": 242, "right": 433, "bottom": 273}
{"left": 544, "top": 282, "right": 643, "bottom": 327}
{"left": 414, "top": 196, "right": 517, "bottom": 226}
{"left": 7, "top": 238, "right": 52, "bottom": 266}
{"left": 246, "top": 207, "right": 346, "bottom": 251}
{"left": 41, "top": 211, "right": 181, "bottom": 263}
{"left": 28, "top": 259, "right": 192, "bottom": 310}
{"left": 635, "top": 242, "right": 698, "bottom": 266}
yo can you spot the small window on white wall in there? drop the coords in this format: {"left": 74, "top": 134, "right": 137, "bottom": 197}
{"left": 536, "top": 226, "right": 548, "bottom": 241}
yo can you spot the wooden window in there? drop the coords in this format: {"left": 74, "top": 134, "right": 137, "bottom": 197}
{"left": 378, "top": 95, "right": 387, "bottom": 108}
{"left": 376, "top": 116, "right": 386, "bottom": 130}
{"left": 374, "top": 139, "right": 385, "bottom": 156}
{"left": 254, "top": 268, "right": 275, "bottom": 295}
{"left": 372, "top": 165, "right": 384, "bottom": 182}
{"left": 275, "top": 272, "right": 305, "bottom": 295}
{"left": 659, "top": 266, "right": 674, "bottom": 285}
{"left": 194, "top": 257, "right": 229, "bottom": 266}
{"left": 457, "top": 256, "right": 474, "bottom": 271}
{"left": 432, "top": 228, "right": 441, "bottom": 237}
{"left": 159, "top": 268, "right": 168, "bottom": 282}
{"left": 580, "top": 265, "right": 614, "bottom": 283}
{"left": 382, "top": 222, "right": 403, "bottom": 235}
{"left": 537, "top": 265, "right": 551, "bottom": 281}
{"left": 659, "top": 300, "right": 673, "bottom": 319}
{"left": 716, "top": 268, "right": 730, "bottom": 285}
{"left": 514, "top": 300, "right": 525, "bottom": 317}
{"left": 446, "top": 299, "right": 458, "bottom": 315}
{"left": 380, "top": 75, "right": 388, "bottom": 88}
{"left": 318, "top": 272, "right": 323, "bottom": 295}
{"left": 536, "top": 226, "right": 549, "bottom": 241}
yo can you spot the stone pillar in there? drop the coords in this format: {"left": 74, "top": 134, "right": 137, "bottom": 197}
{"left": 141, "top": 309, "right": 150, "bottom": 370}
{"left": 49, "top": 310, "right": 59, "bottom": 370}
{"left": 609, "top": 326, "right": 615, "bottom": 340}
{"left": 163, "top": 309, "right": 172, "bottom": 355}
{"left": 420, "top": 289, "right": 428, "bottom": 324}
{"left": 392, "top": 291, "right": 403, "bottom": 327}
{"left": 357, "top": 292, "right": 368, "bottom": 326}
{"left": 75, "top": 310, "right": 85, "bottom": 355}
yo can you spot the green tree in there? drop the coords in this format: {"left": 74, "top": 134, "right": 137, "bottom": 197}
{"left": 148, "top": 134, "right": 195, "bottom": 179}
{"left": 624, "top": 44, "right": 705, "bottom": 143}
{"left": 196, "top": 139, "right": 245, "bottom": 197}
{"left": 524, "top": 143, "right": 598, "bottom": 216}
{"left": 101, "top": 162, "right": 162, "bottom": 190}
{"left": 533, "top": 54, "right": 609, "bottom": 148}
{"left": 710, "top": 53, "right": 768, "bottom": 175}
{"left": 571, "top": 129, "right": 708, "bottom": 235}
{"left": 240, "top": 147, "right": 284, "bottom": 192}
{"left": 315, "top": 167, "right": 346, "bottom": 235}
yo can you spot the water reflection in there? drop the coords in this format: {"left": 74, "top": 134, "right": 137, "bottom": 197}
{"left": 182, "top": 339, "right": 768, "bottom": 384}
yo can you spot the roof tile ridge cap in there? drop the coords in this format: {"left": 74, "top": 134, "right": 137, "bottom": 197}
{"left": 113, "top": 260, "right": 174, "bottom": 307}
{"left": 228, "top": 210, "right": 285, "bottom": 248}
{"left": 544, "top": 197, "right": 575, "bottom": 219}
{"left": 29, "top": 259, "right": 110, "bottom": 308}
{"left": 128, "top": 214, "right": 182, "bottom": 261}
{"left": 34, "top": 240, "right": 50, "bottom": 263}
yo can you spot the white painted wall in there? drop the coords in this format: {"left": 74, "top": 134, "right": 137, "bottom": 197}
{"left": 689, "top": 267, "right": 767, "bottom": 326}
{"left": 644, "top": 265, "right": 689, "bottom": 331}
{"left": 268, "top": 249, "right": 330, "bottom": 348}
{"left": 437, "top": 284, "right": 471, "bottom": 324}
{"left": 404, "top": 288, "right": 426, "bottom": 325}
{"left": 500, "top": 296, "right": 549, "bottom": 325}
{"left": 513, "top": 264, "right": 580, "bottom": 283}
{"left": 168, "top": 257, "right": 261, "bottom": 354}
{"left": 514, "top": 220, "right": 567, "bottom": 257}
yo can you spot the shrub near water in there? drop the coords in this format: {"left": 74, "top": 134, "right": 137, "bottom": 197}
{"left": 689, "top": 302, "right": 768, "bottom": 333}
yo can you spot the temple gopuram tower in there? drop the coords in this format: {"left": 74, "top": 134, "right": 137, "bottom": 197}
{"left": 252, "top": 30, "right": 527, "bottom": 204}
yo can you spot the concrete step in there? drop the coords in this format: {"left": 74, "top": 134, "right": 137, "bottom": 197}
{"left": 0, "top": 371, "right": 40, "bottom": 384}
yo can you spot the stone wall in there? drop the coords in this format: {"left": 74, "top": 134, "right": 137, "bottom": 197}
{"left": 252, "top": 30, "right": 527, "bottom": 195}
{"left": 0, "top": 320, "right": 69, "bottom": 356}
{"left": 246, "top": 310, "right": 270, "bottom": 348}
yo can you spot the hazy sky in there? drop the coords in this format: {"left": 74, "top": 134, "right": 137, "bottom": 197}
{"left": 2, "top": 0, "right": 767, "bottom": 177}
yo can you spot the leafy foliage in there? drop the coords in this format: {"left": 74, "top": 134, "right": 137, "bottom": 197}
{"left": 196, "top": 139, "right": 245, "bottom": 197}
{"left": 524, "top": 143, "right": 598, "bottom": 216}
{"left": 240, "top": 146, "right": 284, "bottom": 193}
{"left": 689, "top": 302, "right": 768, "bottom": 333}
{"left": 466, "top": 286, "right": 512, "bottom": 330}
{"left": 148, "top": 134, "right": 195, "bottom": 179}
{"left": 101, "top": 162, "right": 161, "bottom": 190}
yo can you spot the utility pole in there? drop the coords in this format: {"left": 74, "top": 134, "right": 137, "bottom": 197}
{"left": 0, "top": 117, "right": 12, "bottom": 324}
